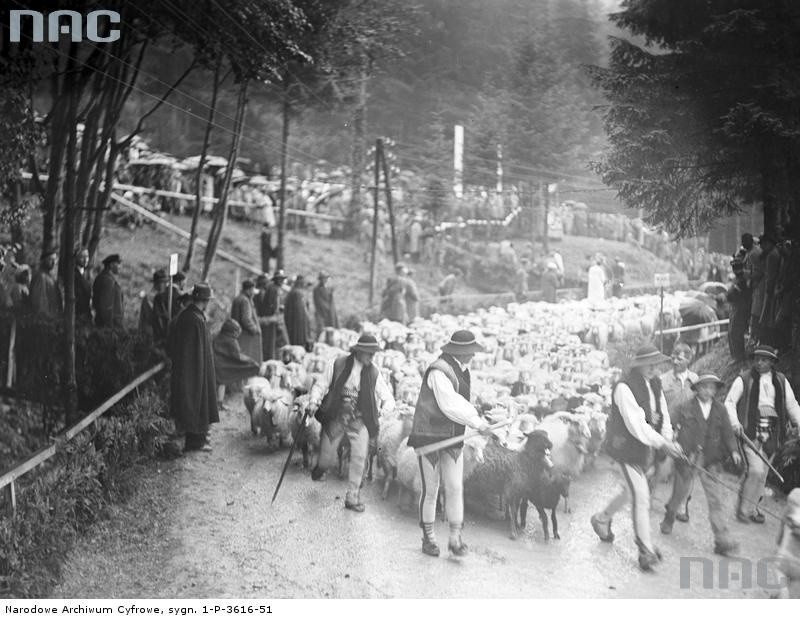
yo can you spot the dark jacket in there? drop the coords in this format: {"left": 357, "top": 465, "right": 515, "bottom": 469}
{"left": 315, "top": 353, "right": 380, "bottom": 437}
{"left": 408, "top": 354, "right": 470, "bottom": 448}
{"left": 231, "top": 293, "right": 263, "bottom": 364}
{"left": 213, "top": 319, "right": 261, "bottom": 385}
{"left": 74, "top": 267, "right": 92, "bottom": 321}
{"left": 674, "top": 397, "right": 736, "bottom": 467}
{"left": 736, "top": 369, "right": 788, "bottom": 447}
{"left": 92, "top": 268, "right": 124, "bottom": 328}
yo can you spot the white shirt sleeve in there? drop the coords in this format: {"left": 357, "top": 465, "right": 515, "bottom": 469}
{"left": 375, "top": 371, "right": 395, "bottom": 418}
{"left": 784, "top": 380, "right": 800, "bottom": 428}
{"left": 428, "top": 369, "right": 483, "bottom": 429}
{"left": 613, "top": 383, "right": 668, "bottom": 449}
{"left": 310, "top": 360, "right": 335, "bottom": 403}
{"left": 659, "top": 390, "right": 673, "bottom": 441}
{"left": 724, "top": 376, "right": 745, "bottom": 429}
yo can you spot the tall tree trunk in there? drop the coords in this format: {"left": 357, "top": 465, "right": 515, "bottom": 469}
{"left": 348, "top": 59, "right": 368, "bottom": 229}
{"left": 184, "top": 60, "right": 221, "bottom": 273}
{"left": 202, "top": 80, "right": 248, "bottom": 281}
{"left": 762, "top": 162, "right": 778, "bottom": 238}
{"left": 82, "top": 140, "right": 107, "bottom": 250}
{"left": 62, "top": 84, "right": 79, "bottom": 424}
{"left": 88, "top": 137, "right": 118, "bottom": 260}
{"left": 277, "top": 75, "right": 291, "bottom": 270}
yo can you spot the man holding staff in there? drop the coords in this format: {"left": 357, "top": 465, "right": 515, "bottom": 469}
{"left": 408, "top": 330, "right": 492, "bottom": 558}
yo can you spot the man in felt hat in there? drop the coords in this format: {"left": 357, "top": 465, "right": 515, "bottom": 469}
{"left": 590, "top": 344, "right": 683, "bottom": 571}
{"left": 167, "top": 282, "right": 218, "bottom": 452}
{"left": 312, "top": 271, "right": 338, "bottom": 338}
{"left": 231, "top": 279, "right": 263, "bottom": 364}
{"left": 92, "top": 254, "right": 124, "bottom": 329}
{"left": 283, "top": 274, "right": 313, "bottom": 350}
{"left": 139, "top": 269, "right": 168, "bottom": 338}
{"left": 660, "top": 374, "right": 740, "bottom": 556}
{"left": 724, "top": 345, "right": 800, "bottom": 523}
{"left": 257, "top": 270, "right": 290, "bottom": 360}
{"left": 408, "top": 329, "right": 493, "bottom": 558}
{"left": 309, "top": 334, "right": 395, "bottom": 512}
{"left": 30, "top": 250, "right": 62, "bottom": 318}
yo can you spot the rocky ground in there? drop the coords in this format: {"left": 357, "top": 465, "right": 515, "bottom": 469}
{"left": 53, "top": 392, "right": 789, "bottom": 599}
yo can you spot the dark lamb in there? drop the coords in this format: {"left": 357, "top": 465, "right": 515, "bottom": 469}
{"left": 518, "top": 471, "right": 571, "bottom": 540}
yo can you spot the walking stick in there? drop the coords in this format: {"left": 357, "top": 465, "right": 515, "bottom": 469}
{"left": 414, "top": 419, "right": 512, "bottom": 457}
{"left": 739, "top": 432, "right": 785, "bottom": 485}
{"left": 271, "top": 406, "right": 311, "bottom": 504}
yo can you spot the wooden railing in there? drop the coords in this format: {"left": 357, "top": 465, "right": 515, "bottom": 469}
{"left": 0, "top": 362, "right": 166, "bottom": 515}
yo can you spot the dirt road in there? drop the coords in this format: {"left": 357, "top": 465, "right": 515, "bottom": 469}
{"left": 54, "top": 395, "right": 787, "bottom": 598}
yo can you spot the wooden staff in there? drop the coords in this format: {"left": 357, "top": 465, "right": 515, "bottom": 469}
{"left": 414, "top": 419, "right": 512, "bottom": 457}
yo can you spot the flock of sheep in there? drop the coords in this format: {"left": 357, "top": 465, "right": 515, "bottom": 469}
{"left": 241, "top": 294, "right": 684, "bottom": 540}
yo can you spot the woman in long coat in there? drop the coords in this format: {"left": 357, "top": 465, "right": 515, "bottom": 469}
{"left": 212, "top": 318, "right": 262, "bottom": 406}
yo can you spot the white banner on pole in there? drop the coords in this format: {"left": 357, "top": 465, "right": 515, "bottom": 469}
{"left": 169, "top": 253, "right": 179, "bottom": 276}
{"left": 453, "top": 124, "right": 464, "bottom": 199}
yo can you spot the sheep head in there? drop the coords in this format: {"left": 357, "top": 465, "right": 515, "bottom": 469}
{"left": 524, "top": 429, "right": 554, "bottom": 469}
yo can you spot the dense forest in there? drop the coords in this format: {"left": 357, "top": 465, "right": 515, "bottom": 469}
{"left": 123, "top": 0, "right": 617, "bottom": 197}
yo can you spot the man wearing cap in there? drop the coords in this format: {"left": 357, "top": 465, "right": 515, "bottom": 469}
{"left": 309, "top": 334, "right": 395, "bottom": 512}
{"left": 660, "top": 374, "right": 740, "bottom": 556}
{"left": 30, "top": 250, "right": 62, "bottom": 318}
{"left": 591, "top": 344, "right": 683, "bottom": 571}
{"left": 724, "top": 345, "right": 800, "bottom": 523}
{"left": 231, "top": 280, "right": 263, "bottom": 364}
{"left": 139, "top": 269, "right": 168, "bottom": 338}
{"left": 408, "top": 330, "right": 492, "bottom": 558}
{"left": 284, "top": 275, "right": 313, "bottom": 350}
{"left": 74, "top": 247, "right": 92, "bottom": 323}
{"left": 167, "top": 283, "right": 218, "bottom": 452}
{"left": 312, "top": 272, "right": 338, "bottom": 338}
{"left": 92, "top": 254, "right": 124, "bottom": 329}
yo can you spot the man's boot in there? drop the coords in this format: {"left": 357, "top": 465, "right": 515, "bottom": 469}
{"left": 311, "top": 466, "right": 326, "bottom": 481}
{"left": 344, "top": 491, "right": 365, "bottom": 512}
{"left": 590, "top": 513, "right": 615, "bottom": 542}
{"left": 636, "top": 539, "right": 661, "bottom": 572}
{"left": 421, "top": 522, "right": 440, "bottom": 557}
{"left": 448, "top": 522, "right": 468, "bottom": 557}
{"left": 676, "top": 496, "right": 691, "bottom": 523}
{"left": 660, "top": 509, "right": 676, "bottom": 535}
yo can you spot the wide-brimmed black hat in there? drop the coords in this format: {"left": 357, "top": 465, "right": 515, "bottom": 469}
{"left": 630, "top": 344, "right": 670, "bottom": 368}
{"left": 152, "top": 269, "right": 168, "bottom": 284}
{"left": 441, "top": 329, "right": 485, "bottom": 355}
{"left": 691, "top": 374, "right": 725, "bottom": 391}
{"left": 173, "top": 271, "right": 186, "bottom": 283}
{"left": 272, "top": 269, "right": 287, "bottom": 283}
{"left": 242, "top": 279, "right": 255, "bottom": 290}
{"left": 256, "top": 274, "right": 269, "bottom": 287}
{"left": 752, "top": 345, "right": 778, "bottom": 361}
{"left": 102, "top": 253, "right": 121, "bottom": 266}
{"left": 351, "top": 333, "right": 381, "bottom": 354}
{"left": 191, "top": 282, "right": 214, "bottom": 301}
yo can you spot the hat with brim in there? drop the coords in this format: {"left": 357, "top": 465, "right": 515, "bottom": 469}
{"left": 152, "top": 269, "right": 168, "bottom": 284}
{"left": 691, "top": 374, "right": 725, "bottom": 391}
{"left": 752, "top": 345, "right": 778, "bottom": 361}
{"left": 272, "top": 269, "right": 287, "bottom": 283}
{"left": 441, "top": 329, "right": 485, "bottom": 355}
{"left": 630, "top": 344, "right": 670, "bottom": 368}
{"left": 191, "top": 282, "right": 214, "bottom": 301}
{"left": 102, "top": 253, "right": 121, "bottom": 266}
{"left": 351, "top": 334, "right": 381, "bottom": 354}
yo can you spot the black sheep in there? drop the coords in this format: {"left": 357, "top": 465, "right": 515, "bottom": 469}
{"left": 517, "top": 471, "right": 571, "bottom": 540}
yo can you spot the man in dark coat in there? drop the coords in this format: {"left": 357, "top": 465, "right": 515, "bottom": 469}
{"left": 30, "top": 250, "right": 62, "bottom": 317}
{"left": 167, "top": 282, "right": 219, "bottom": 452}
{"left": 92, "top": 254, "right": 124, "bottom": 329}
{"left": 231, "top": 279, "right": 263, "bottom": 364}
{"left": 660, "top": 374, "right": 740, "bottom": 556}
{"left": 153, "top": 271, "right": 185, "bottom": 344}
{"left": 284, "top": 275, "right": 313, "bottom": 350}
{"left": 257, "top": 270, "right": 289, "bottom": 360}
{"left": 139, "top": 269, "right": 168, "bottom": 338}
{"left": 313, "top": 271, "right": 338, "bottom": 338}
{"left": 74, "top": 248, "right": 92, "bottom": 322}
{"left": 212, "top": 318, "right": 263, "bottom": 408}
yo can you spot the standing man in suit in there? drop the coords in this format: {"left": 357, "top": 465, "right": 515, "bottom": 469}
{"left": 74, "top": 247, "right": 92, "bottom": 323}
{"left": 92, "top": 254, "right": 124, "bottom": 329}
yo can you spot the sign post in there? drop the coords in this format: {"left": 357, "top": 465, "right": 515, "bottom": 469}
{"left": 654, "top": 273, "right": 670, "bottom": 350}
{"left": 168, "top": 253, "right": 179, "bottom": 327}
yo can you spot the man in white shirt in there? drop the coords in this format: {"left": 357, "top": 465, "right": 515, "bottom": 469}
{"left": 724, "top": 345, "right": 800, "bottom": 523}
{"left": 590, "top": 344, "right": 683, "bottom": 571}
{"left": 660, "top": 375, "right": 740, "bottom": 556}
{"left": 310, "top": 334, "right": 395, "bottom": 512}
{"left": 407, "top": 330, "right": 492, "bottom": 558}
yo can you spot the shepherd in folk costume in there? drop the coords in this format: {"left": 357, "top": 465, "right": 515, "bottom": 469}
{"left": 660, "top": 374, "right": 740, "bottom": 557}
{"left": 167, "top": 283, "right": 218, "bottom": 452}
{"left": 590, "top": 344, "right": 683, "bottom": 571}
{"left": 408, "top": 330, "right": 492, "bottom": 558}
{"left": 312, "top": 271, "right": 338, "bottom": 337}
{"left": 724, "top": 345, "right": 800, "bottom": 523}
{"left": 212, "top": 318, "right": 266, "bottom": 408}
{"left": 309, "top": 334, "right": 395, "bottom": 512}
{"left": 231, "top": 279, "right": 263, "bottom": 364}
{"left": 284, "top": 275, "right": 313, "bottom": 350}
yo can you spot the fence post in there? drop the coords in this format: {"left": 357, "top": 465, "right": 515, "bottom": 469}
{"left": 5, "top": 481, "right": 16, "bottom": 515}
{"left": 6, "top": 318, "right": 16, "bottom": 388}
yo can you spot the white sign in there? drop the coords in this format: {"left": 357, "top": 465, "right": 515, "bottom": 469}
{"left": 654, "top": 273, "right": 670, "bottom": 287}
{"left": 169, "top": 253, "right": 179, "bottom": 276}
